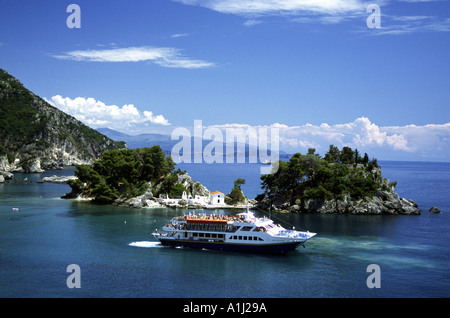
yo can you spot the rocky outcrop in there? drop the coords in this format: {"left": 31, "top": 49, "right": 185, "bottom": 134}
{"left": 429, "top": 206, "right": 441, "bottom": 213}
{"left": 0, "top": 170, "right": 14, "bottom": 180}
{"left": 176, "top": 172, "right": 210, "bottom": 198}
{"left": 113, "top": 182, "right": 155, "bottom": 208}
{"left": 257, "top": 190, "right": 420, "bottom": 215}
{"left": 38, "top": 175, "right": 78, "bottom": 184}
{"left": 0, "top": 159, "right": 14, "bottom": 182}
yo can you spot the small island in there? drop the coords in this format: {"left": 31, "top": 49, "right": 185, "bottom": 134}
{"left": 61, "top": 145, "right": 250, "bottom": 209}
{"left": 255, "top": 146, "right": 420, "bottom": 215}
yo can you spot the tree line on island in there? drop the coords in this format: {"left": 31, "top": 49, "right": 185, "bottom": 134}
{"left": 257, "top": 145, "right": 391, "bottom": 204}
{"left": 66, "top": 144, "right": 391, "bottom": 207}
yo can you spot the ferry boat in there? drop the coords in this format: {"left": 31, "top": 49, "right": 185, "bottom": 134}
{"left": 152, "top": 209, "right": 316, "bottom": 254}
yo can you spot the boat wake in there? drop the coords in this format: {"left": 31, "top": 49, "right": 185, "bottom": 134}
{"left": 128, "top": 241, "right": 162, "bottom": 248}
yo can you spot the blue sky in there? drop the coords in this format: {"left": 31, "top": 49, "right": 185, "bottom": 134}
{"left": 1, "top": 0, "right": 449, "bottom": 161}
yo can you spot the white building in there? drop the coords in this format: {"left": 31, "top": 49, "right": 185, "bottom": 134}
{"left": 210, "top": 191, "right": 225, "bottom": 205}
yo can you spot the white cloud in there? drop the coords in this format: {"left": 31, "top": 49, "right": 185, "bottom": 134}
{"left": 175, "top": 0, "right": 367, "bottom": 15}
{"left": 399, "top": 0, "right": 440, "bottom": 2}
{"left": 381, "top": 123, "right": 450, "bottom": 158}
{"left": 170, "top": 33, "right": 190, "bottom": 38}
{"left": 46, "top": 95, "right": 170, "bottom": 132}
{"left": 364, "top": 13, "right": 450, "bottom": 35}
{"left": 175, "top": 0, "right": 450, "bottom": 34}
{"left": 243, "top": 19, "right": 263, "bottom": 26}
{"left": 206, "top": 117, "right": 450, "bottom": 160}
{"left": 52, "top": 46, "right": 215, "bottom": 69}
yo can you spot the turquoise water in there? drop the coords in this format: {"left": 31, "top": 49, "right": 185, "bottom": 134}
{"left": 0, "top": 161, "right": 449, "bottom": 298}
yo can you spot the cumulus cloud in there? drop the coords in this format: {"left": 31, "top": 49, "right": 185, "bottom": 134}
{"left": 52, "top": 46, "right": 215, "bottom": 69}
{"left": 381, "top": 123, "right": 450, "bottom": 159}
{"left": 46, "top": 95, "right": 170, "bottom": 132}
{"left": 206, "top": 117, "right": 450, "bottom": 160}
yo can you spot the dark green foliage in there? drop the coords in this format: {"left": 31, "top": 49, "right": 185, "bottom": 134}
{"left": 259, "top": 146, "right": 382, "bottom": 202}
{"left": 234, "top": 178, "right": 245, "bottom": 188}
{"left": 363, "top": 153, "right": 369, "bottom": 165}
{"left": 226, "top": 178, "right": 246, "bottom": 205}
{"left": 324, "top": 145, "right": 340, "bottom": 163}
{"left": 70, "top": 146, "right": 175, "bottom": 203}
{"left": 340, "top": 146, "right": 354, "bottom": 164}
{"left": 159, "top": 170, "right": 186, "bottom": 198}
{"left": 0, "top": 68, "right": 125, "bottom": 158}
{"left": 0, "top": 70, "right": 44, "bottom": 143}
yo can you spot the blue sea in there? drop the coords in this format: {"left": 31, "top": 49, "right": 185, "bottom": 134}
{"left": 0, "top": 161, "right": 449, "bottom": 299}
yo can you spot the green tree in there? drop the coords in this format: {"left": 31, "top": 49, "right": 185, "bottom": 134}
{"left": 363, "top": 153, "right": 369, "bottom": 165}
{"left": 324, "top": 145, "right": 340, "bottom": 163}
{"left": 354, "top": 148, "right": 361, "bottom": 165}
{"left": 234, "top": 178, "right": 245, "bottom": 188}
{"left": 340, "top": 146, "right": 354, "bottom": 164}
{"left": 69, "top": 146, "right": 176, "bottom": 203}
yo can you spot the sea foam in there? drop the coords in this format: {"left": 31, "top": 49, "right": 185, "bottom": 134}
{"left": 129, "top": 241, "right": 162, "bottom": 248}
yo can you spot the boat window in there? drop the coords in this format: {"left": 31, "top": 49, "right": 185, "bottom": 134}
{"left": 258, "top": 237, "right": 264, "bottom": 241}
{"left": 199, "top": 233, "right": 204, "bottom": 237}
{"left": 238, "top": 236, "right": 242, "bottom": 240}
{"left": 231, "top": 226, "right": 239, "bottom": 232}
{"left": 243, "top": 236, "right": 247, "bottom": 240}
{"left": 241, "top": 226, "right": 252, "bottom": 231}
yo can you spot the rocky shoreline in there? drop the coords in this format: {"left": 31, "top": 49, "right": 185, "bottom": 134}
{"left": 60, "top": 171, "right": 256, "bottom": 210}
{"left": 255, "top": 190, "right": 420, "bottom": 215}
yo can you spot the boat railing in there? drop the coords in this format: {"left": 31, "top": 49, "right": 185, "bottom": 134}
{"left": 165, "top": 222, "right": 239, "bottom": 233}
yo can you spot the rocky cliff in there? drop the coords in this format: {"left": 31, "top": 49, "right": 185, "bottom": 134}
{"left": 0, "top": 68, "right": 126, "bottom": 173}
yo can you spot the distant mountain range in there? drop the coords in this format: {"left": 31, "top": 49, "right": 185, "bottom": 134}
{"left": 0, "top": 68, "right": 125, "bottom": 171}
{"left": 96, "top": 128, "right": 175, "bottom": 151}
{"left": 96, "top": 127, "right": 290, "bottom": 163}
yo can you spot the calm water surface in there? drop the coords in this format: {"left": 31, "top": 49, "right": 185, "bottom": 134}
{"left": 0, "top": 161, "right": 449, "bottom": 297}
